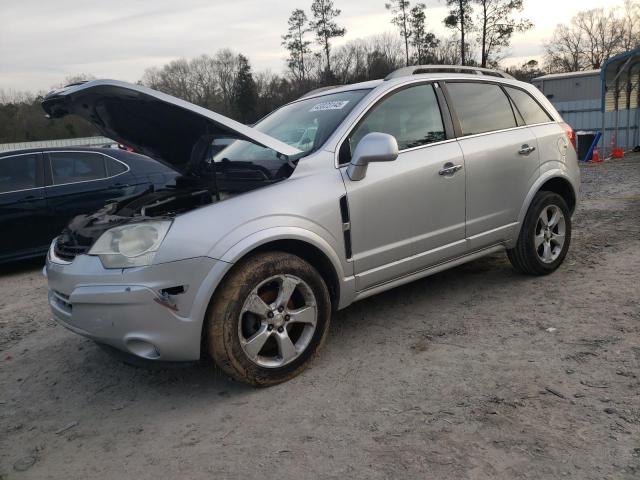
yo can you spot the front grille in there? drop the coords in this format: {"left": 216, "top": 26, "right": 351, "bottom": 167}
{"left": 54, "top": 237, "right": 90, "bottom": 261}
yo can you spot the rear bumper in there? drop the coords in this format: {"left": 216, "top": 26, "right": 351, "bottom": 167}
{"left": 45, "top": 253, "right": 219, "bottom": 361}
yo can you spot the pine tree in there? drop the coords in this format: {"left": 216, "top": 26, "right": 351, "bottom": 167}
{"left": 475, "top": 0, "right": 532, "bottom": 68}
{"left": 386, "top": 0, "right": 413, "bottom": 66}
{"left": 310, "top": 0, "right": 346, "bottom": 82}
{"left": 444, "top": 0, "right": 474, "bottom": 65}
{"left": 410, "top": 3, "right": 440, "bottom": 64}
{"left": 232, "top": 55, "right": 258, "bottom": 123}
{"left": 282, "top": 9, "right": 312, "bottom": 82}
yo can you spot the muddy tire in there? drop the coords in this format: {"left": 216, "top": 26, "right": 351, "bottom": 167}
{"left": 206, "top": 252, "right": 331, "bottom": 386}
{"left": 507, "top": 191, "right": 571, "bottom": 275}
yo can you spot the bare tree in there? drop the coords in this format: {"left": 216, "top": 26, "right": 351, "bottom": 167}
{"left": 621, "top": 0, "right": 640, "bottom": 50}
{"left": 214, "top": 49, "right": 240, "bottom": 115}
{"left": 331, "top": 33, "right": 406, "bottom": 83}
{"left": 282, "top": 9, "right": 312, "bottom": 83}
{"left": 444, "top": 0, "right": 474, "bottom": 65}
{"left": 433, "top": 35, "right": 465, "bottom": 64}
{"left": 474, "top": 0, "right": 532, "bottom": 68}
{"left": 505, "top": 59, "right": 545, "bottom": 82}
{"left": 543, "top": 5, "right": 631, "bottom": 73}
{"left": 386, "top": 0, "right": 413, "bottom": 66}
{"left": 575, "top": 8, "right": 625, "bottom": 69}
{"left": 54, "top": 74, "right": 96, "bottom": 89}
{"left": 544, "top": 24, "right": 586, "bottom": 73}
{"left": 410, "top": 3, "right": 440, "bottom": 64}
{"left": 189, "top": 55, "right": 219, "bottom": 107}
{"left": 0, "top": 89, "right": 35, "bottom": 105}
{"left": 141, "top": 59, "right": 195, "bottom": 103}
{"left": 310, "top": 0, "right": 346, "bottom": 80}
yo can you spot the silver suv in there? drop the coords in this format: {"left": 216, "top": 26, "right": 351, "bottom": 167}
{"left": 42, "top": 67, "right": 580, "bottom": 385}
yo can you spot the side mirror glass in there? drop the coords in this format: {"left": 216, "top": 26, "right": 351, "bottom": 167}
{"left": 346, "top": 132, "right": 398, "bottom": 181}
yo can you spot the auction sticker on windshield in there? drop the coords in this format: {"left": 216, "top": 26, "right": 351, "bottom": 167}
{"left": 309, "top": 100, "right": 350, "bottom": 112}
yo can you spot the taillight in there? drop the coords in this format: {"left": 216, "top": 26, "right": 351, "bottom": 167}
{"left": 560, "top": 122, "right": 576, "bottom": 150}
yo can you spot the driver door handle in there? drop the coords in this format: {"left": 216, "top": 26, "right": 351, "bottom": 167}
{"left": 518, "top": 144, "right": 536, "bottom": 155}
{"left": 438, "top": 163, "right": 463, "bottom": 176}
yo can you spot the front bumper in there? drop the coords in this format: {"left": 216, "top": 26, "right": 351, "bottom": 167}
{"left": 45, "top": 252, "right": 220, "bottom": 361}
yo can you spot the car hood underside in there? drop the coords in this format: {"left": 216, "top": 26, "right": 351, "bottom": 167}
{"left": 41, "top": 79, "right": 301, "bottom": 175}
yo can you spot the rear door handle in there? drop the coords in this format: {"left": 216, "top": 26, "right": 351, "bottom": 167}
{"left": 439, "top": 163, "right": 463, "bottom": 176}
{"left": 518, "top": 144, "right": 536, "bottom": 155}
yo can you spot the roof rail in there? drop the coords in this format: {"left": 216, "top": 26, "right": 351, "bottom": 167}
{"left": 384, "top": 65, "right": 514, "bottom": 80}
{"left": 298, "top": 86, "right": 339, "bottom": 99}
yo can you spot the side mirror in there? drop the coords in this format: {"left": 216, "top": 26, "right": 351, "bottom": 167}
{"left": 346, "top": 132, "right": 399, "bottom": 181}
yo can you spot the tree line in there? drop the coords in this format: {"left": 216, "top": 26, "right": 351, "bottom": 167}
{"left": 1, "top": 0, "right": 638, "bottom": 144}
{"left": 544, "top": 0, "right": 640, "bottom": 71}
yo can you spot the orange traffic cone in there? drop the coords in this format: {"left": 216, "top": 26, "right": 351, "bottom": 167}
{"left": 592, "top": 146, "right": 601, "bottom": 162}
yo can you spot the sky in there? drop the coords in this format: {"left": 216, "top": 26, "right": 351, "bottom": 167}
{"left": 0, "top": 0, "right": 622, "bottom": 93}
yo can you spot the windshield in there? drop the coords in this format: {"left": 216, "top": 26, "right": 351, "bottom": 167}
{"left": 213, "top": 89, "right": 371, "bottom": 164}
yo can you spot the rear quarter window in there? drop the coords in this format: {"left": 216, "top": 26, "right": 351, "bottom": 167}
{"left": 105, "top": 156, "right": 127, "bottom": 176}
{"left": 505, "top": 86, "right": 553, "bottom": 125}
{"left": 50, "top": 152, "right": 106, "bottom": 185}
{"left": 446, "top": 82, "right": 517, "bottom": 136}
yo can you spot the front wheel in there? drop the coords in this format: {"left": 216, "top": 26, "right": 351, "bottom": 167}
{"left": 206, "top": 252, "right": 331, "bottom": 386}
{"left": 507, "top": 191, "right": 572, "bottom": 275}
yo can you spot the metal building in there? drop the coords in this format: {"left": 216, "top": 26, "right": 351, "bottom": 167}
{"left": 533, "top": 48, "right": 640, "bottom": 156}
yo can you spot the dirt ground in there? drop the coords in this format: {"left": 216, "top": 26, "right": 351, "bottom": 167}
{"left": 1, "top": 156, "right": 639, "bottom": 480}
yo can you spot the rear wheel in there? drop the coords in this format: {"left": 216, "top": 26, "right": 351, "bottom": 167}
{"left": 507, "top": 191, "right": 571, "bottom": 275}
{"left": 206, "top": 252, "right": 331, "bottom": 386}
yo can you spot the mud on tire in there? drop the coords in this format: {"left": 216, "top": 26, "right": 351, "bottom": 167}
{"left": 205, "top": 252, "right": 331, "bottom": 386}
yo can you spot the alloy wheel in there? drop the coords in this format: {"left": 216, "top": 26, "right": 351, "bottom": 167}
{"left": 238, "top": 274, "right": 317, "bottom": 368}
{"left": 535, "top": 204, "right": 566, "bottom": 263}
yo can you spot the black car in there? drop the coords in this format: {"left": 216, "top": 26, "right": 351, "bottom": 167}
{"left": 0, "top": 147, "right": 178, "bottom": 263}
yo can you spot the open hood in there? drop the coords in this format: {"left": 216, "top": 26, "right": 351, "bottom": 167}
{"left": 41, "top": 79, "right": 302, "bottom": 174}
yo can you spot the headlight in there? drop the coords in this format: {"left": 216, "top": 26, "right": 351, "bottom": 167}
{"left": 88, "top": 221, "right": 172, "bottom": 268}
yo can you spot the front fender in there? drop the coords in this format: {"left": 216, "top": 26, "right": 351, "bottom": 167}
{"left": 187, "top": 225, "right": 354, "bottom": 356}
{"left": 218, "top": 225, "right": 349, "bottom": 279}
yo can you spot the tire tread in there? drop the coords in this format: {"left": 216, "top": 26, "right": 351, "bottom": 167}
{"left": 507, "top": 191, "right": 571, "bottom": 276}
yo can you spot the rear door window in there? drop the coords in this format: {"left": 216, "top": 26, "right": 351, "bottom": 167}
{"left": 505, "top": 87, "right": 553, "bottom": 125}
{"left": 346, "top": 84, "right": 445, "bottom": 160}
{"left": 50, "top": 152, "right": 106, "bottom": 185}
{"left": 0, "top": 154, "right": 39, "bottom": 193}
{"left": 446, "top": 82, "right": 517, "bottom": 136}
{"left": 105, "top": 156, "right": 128, "bottom": 176}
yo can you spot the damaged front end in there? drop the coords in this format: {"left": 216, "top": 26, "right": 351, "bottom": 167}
{"left": 42, "top": 80, "right": 303, "bottom": 264}
{"left": 52, "top": 182, "right": 215, "bottom": 264}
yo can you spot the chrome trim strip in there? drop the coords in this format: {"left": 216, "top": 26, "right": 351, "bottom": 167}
{"left": 1, "top": 150, "right": 132, "bottom": 195}
{"left": 456, "top": 122, "right": 556, "bottom": 141}
{"left": 337, "top": 138, "right": 460, "bottom": 169}
{"left": 0, "top": 185, "right": 45, "bottom": 195}
{"left": 0, "top": 151, "right": 41, "bottom": 160}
